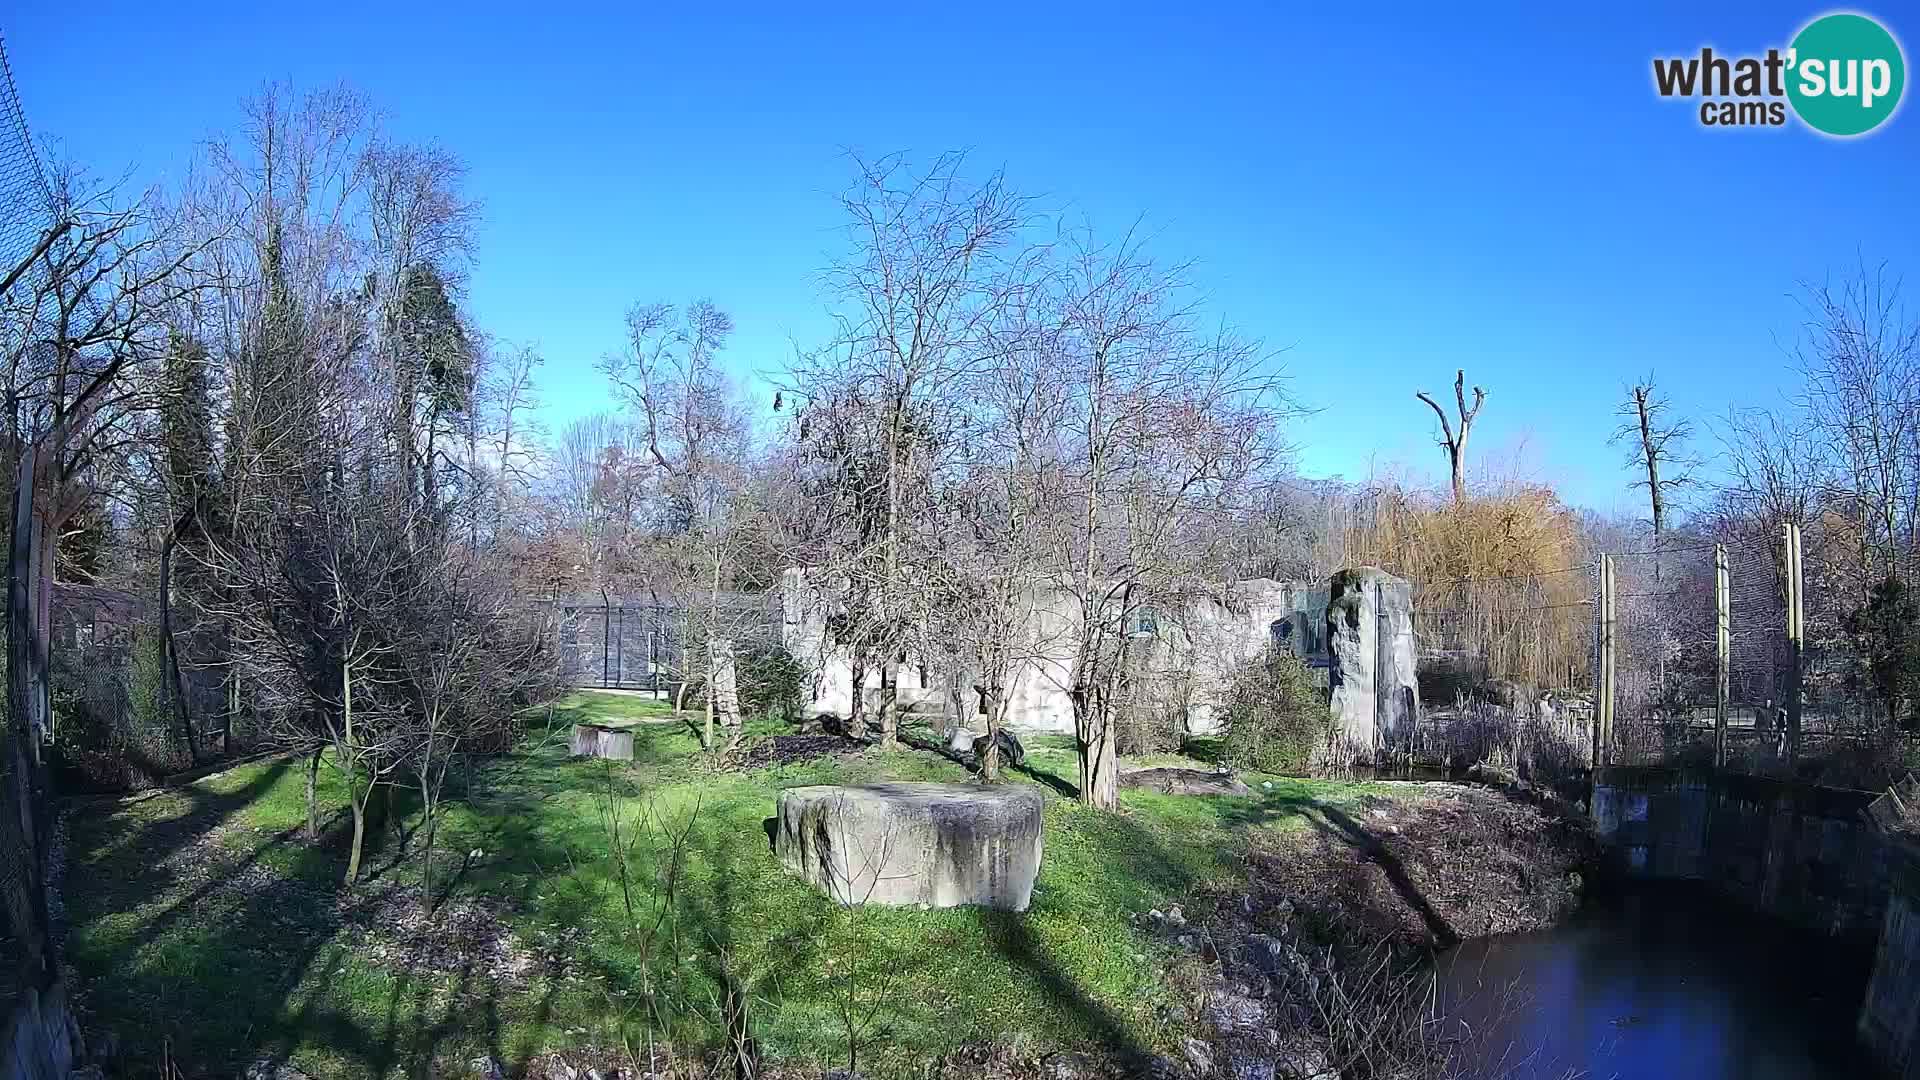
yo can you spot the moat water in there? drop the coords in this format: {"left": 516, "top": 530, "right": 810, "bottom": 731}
{"left": 1435, "top": 884, "right": 1880, "bottom": 1079}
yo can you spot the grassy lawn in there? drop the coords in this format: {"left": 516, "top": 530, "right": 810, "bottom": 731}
{"left": 65, "top": 691, "right": 1389, "bottom": 1078}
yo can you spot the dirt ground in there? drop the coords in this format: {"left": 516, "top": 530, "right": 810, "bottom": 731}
{"left": 1246, "top": 780, "right": 1597, "bottom": 948}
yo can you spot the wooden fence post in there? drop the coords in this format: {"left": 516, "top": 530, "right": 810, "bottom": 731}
{"left": 1784, "top": 522, "right": 1804, "bottom": 763}
{"left": 1715, "top": 543, "right": 1730, "bottom": 768}
{"left": 1595, "top": 554, "right": 1616, "bottom": 769}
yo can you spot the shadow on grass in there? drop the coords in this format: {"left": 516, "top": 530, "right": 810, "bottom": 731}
{"left": 896, "top": 724, "right": 1083, "bottom": 800}
{"left": 76, "top": 724, "right": 1416, "bottom": 1077}
{"left": 977, "top": 910, "right": 1152, "bottom": 1063}
{"left": 1218, "top": 792, "right": 1458, "bottom": 947}
{"left": 65, "top": 754, "right": 579, "bottom": 1078}
{"left": 1014, "top": 761, "right": 1080, "bottom": 799}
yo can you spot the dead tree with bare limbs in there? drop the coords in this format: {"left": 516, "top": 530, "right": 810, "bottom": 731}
{"left": 1415, "top": 369, "right": 1486, "bottom": 504}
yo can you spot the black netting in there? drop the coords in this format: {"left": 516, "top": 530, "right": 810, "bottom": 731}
{"left": 0, "top": 27, "right": 58, "bottom": 999}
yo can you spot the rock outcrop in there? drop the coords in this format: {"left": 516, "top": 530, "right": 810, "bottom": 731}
{"left": 1325, "top": 567, "right": 1418, "bottom": 763}
{"left": 775, "top": 782, "right": 1045, "bottom": 911}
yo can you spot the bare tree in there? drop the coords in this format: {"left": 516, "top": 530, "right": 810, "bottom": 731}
{"left": 1793, "top": 266, "right": 1919, "bottom": 585}
{"left": 786, "top": 152, "right": 1036, "bottom": 748}
{"left": 1416, "top": 369, "right": 1486, "bottom": 505}
{"left": 1, "top": 161, "right": 208, "bottom": 746}
{"left": 1712, "top": 405, "right": 1827, "bottom": 538}
{"left": 1043, "top": 227, "right": 1290, "bottom": 808}
{"left": 1611, "top": 375, "right": 1697, "bottom": 572}
{"left": 600, "top": 299, "right": 763, "bottom": 746}
{"left": 926, "top": 319, "right": 1059, "bottom": 778}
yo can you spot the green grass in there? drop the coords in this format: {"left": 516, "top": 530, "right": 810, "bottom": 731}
{"left": 64, "top": 694, "right": 1387, "bottom": 1079}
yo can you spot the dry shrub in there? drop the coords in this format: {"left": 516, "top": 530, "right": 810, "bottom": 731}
{"left": 1346, "top": 481, "right": 1591, "bottom": 691}
{"left": 1422, "top": 694, "right": 1591, "bottom": 785}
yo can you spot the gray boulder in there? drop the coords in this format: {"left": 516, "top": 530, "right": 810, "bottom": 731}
{"left": 1202, "top": 990, "right": 1268, "bottom": 1035}
{"left": 775, "top": 782, "right": 1045, "bottom": 911}
{"left": 948, "top": 727, "right": 1026, "bottom": 768}
{"left": 1326, "top": 568, "right": 1418, "bottom": 763}
{"left": 982, "top": 728, "right": 1026, "bottom": 767}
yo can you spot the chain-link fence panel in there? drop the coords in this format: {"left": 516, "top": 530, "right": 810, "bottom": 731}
{"left": 553, "top": 592, "right": 782, "bottom": 695}
{"left": 0, "top": 35, "right": 55, "bottom": 1001}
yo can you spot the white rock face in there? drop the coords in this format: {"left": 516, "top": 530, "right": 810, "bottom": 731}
{"left": 1326, "top": 567, "right": 1419, "bottom": 762}
{"left": 774, "top": 782, "right": 1045, "bottom": 912}
{"left": 779, "top": 568, "right": 1332, "bottom": 738}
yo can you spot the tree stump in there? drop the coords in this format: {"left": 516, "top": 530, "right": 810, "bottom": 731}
{"left": 570, "top": 723, "right": 635, "bottom": 761}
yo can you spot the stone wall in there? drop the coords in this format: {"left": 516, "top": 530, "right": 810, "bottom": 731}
{"left": 779, "top": 569, "right": 1333, "bottom": 737}
{"left": 1, "top": 978, "right": 79, "bottom": 1080}
{"left": 1861, "top": 842, "right": 1920, "bottom": 1079}
{"left": 1591, "top": 766, "right": 1889, "bottom": 939}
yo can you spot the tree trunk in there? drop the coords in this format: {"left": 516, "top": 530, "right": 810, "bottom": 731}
{"left": 304, "top": 745, "right": 321, "bottom": 842}
{"left": 224, "top": 628, "right": 239, "bottom": 756}
{"left": 345, "top": 785, "right": 368, "bottom": 885}
{"left": 342, "top": 652, "right": 364, "bottom": 885}
{"left": 847, "top": 646, "right": 869, "bottom": 740}
{"left": 877, "top": 660, "right": 899, "bottom": 749}
{"left": 1072, "top": 684, "right": 1120, "bottom": 809}
{"left": 159, "top": 513, "right": 199, "bottom": 763}
{"left": 420, "top": 764, "right": 440, "bottom": 904}
{"left": 423, "top": 800, "right": 437, "bottom": 901}
{"left": 704, "top": 681, "right": 716, "bottom": 751}
{"left": 981, "top": 685, "right": 1003, "bottom": 781}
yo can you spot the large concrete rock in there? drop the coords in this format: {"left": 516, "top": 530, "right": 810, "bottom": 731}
{"left": 775, "top": 782, "right": 1044, "bottom": 911}
{"left": 569, "top": 724, "right": 634, "bottom": 760}
{"left": 1325, "top": 567, "right": 1418, "bottom": 763}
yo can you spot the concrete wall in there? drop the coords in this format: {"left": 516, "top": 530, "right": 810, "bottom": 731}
{"left": 779, "top": 569, "right": 1329, "bottom": 736}
{"left": 0, "top": 979, "right": 78, "bottom": 1080}
{"left": 1591, "top": 767, "right": 1889, "bottom": 939}
{"left": 1861, "top": 843, "right": 1920, "bottom": 1079}
{"left": 1590, "top": 768, "right": 1920, "bottom": 1073}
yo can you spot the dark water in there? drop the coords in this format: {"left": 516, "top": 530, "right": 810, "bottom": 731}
{"left": 1436, "top": 884, "right": 1880, "bottom": 1079}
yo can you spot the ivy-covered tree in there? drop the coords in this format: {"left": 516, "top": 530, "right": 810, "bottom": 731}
{"left": 1844, "top": 577, "right": 1920, "bottom": 732}
{"left": 391, "top": 262, "right": 472, "bottom": 525}
{"left": 158, "top": 330, "right": 220, "bottom": 760}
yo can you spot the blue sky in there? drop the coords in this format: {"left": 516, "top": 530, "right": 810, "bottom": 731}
{"left": 8, "top": 2, "right": 1917, "bottom": 515}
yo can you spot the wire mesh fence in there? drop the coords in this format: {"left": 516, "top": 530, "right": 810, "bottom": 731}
{"left": 0, "top": 29, "right": 55, "bottom": 1005}
{"left": 1394, "top": 524, "right": 1919, "bottom": 787}
{"left": 554, "top": 591, "right": 782, "bottom": 697}
{"left": 1597, "top": 530, "right": 1916, "bottom": 785}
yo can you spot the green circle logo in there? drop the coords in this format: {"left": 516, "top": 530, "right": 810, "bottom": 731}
{"left": 1787, "top": 12, "right": 1906, "bottom": 136}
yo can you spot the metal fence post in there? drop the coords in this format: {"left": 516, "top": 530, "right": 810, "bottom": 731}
{"left": 600, "top": 587, "right": 612, "bottom": 689}
{"left": 1715, "top": 543, "right": 1730, "bottom": 768}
